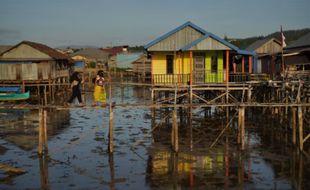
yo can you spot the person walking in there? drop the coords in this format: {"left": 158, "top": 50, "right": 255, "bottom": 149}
{"left": 92, "top": 70, "right": 106, "bottom": 107}
{"left": 67, "top": 72, "right": 85, "bottom": 106}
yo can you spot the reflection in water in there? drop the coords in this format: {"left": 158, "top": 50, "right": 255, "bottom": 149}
{"left": 148, "top": 106, "right": 309, "bottom": 189}
{"left": 0, "top": 86, "right": 309, "bottom": 189}
{"left": 0, "top": 109, "right": 70, "bottom": 151}
{"left": 39, "top": 155, "right": 49, "bottom": 190}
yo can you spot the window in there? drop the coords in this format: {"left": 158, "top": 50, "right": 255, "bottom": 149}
{"left": 166, "top": 55, "right": 174, "bottom": 74}
{"left": 211, "top": 54, "right": 218, "bottom": 73}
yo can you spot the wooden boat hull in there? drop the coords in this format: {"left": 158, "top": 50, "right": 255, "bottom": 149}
{"left": 0, "top": 91, "right": 30, "bottom": 101}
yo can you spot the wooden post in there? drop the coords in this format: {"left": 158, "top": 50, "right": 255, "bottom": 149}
{"left": 242, "top": 57, "right": 245, "bottom": 73}
{"left": 43, "top": 109, "right": 48, "bottom": 153}
{"left": 248, "top": 56, "right": 252, "bottom": 74}
{"left": 247, "top": 85, "right": 252, "bottom": 103}
{"left": 44, "top": 85, "right": 47, "bottom": 106}
{"left": 37, "top": 84, "right": 41, "bottom": 104}
{"left": 108, "top": 103, "right": 114, "bottom": 153}
{"left": 226, "top": 50, "right": 229, "bottom": 83}
{"left": 171, "top": 109, "right": 178, "bottom": 152}
{"left": 298, "top": 106, "right": 303, "bottom": 151}
{"left": 177, "top": 52, "right": 180, "bottom": 85}
{"left": 22, "top": 80, "right": 25, "bottom": 93}
{"left": 38, "top": 109, "right": 48, "bottom": 156}
{"left": 39, "top": 153, "right": 49, "bottom": 189}
{"left": 292, "top": 107, "right": 296, "bottom": 145}
{"left": 172, "top": 85, "right": 178, "bottom": 152}
{"left": 48, "top": 80, "right": 52, "bottom": 104}
{"left": 238, "top": 106, "right": 245, "bottom": 150}
{"left": 108, "top": 73, "right": 113, "bottom": 153}
{"left": 38, "top": 109, "right": 43, "bottom": 155}
{"left": 190, "top": 50, "right": 193, "bottom": 86}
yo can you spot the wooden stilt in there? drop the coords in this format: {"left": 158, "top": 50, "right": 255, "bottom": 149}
{"left": 48, "top": 80, "right": 52, "bottom": 104}
{"left": 247, "top": 85, "right": 252, "bottom": 103}
{"left": 38, "top": 109, "right": 44, "bottom": 155}
{"left": 292, "top": 107, "right": 296, "bottom": 145}
{"left": 298, "top": 106, "right": 303, "bottom": 151}
{"left": 108, "top": 103, "right": 114, "bottom": 153}
{"left": 238, "top": 106, "right": 245, "bottom": 150}
{"left": 44, "top": 85, "right": 47, "bottom": 106}
{"left": 171, "top": 85, "right": 178, "bottom": 152}
{"left": 172, "top": 109, "right": 178, "bottom": 152}
{"left": 39, "top": 153, "right": 49, "bottom": 189}
{"left": 43, "top": 110, "right": 48, "bottom": 153}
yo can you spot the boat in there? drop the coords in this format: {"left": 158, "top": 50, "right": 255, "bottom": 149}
{"left": 0, "top": 87, "right": 30, "bottom": 101}
{"left": 0, "top": 91, "right": 30, "bottom": 101}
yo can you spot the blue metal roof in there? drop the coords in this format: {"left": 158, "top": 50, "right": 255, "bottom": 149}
{"left": 237, "top": 49, "right": 256, "bottom": 56}
{"left": 144, "top": 21, "right": 199, "bottom": 49}
{"left": 145, "top": 21, "right": 240, "bottom": 51}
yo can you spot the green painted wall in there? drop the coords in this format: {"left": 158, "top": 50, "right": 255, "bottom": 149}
{"left": 205, "top": 51, "right": 224, "bottom": 82}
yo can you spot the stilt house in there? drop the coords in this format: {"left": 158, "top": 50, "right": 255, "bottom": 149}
{"left": 0, "top": 41, "right": 72, "bottom": 85}
{"left": 144, "top": 22, "right": 255, "bottom": 85}
{"left": 246, "top": 38, "right": 282, "bottom": 79}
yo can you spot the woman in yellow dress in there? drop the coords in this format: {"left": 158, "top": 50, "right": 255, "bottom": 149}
{"left": 93, "top": 70, "right": 106, "bottom": 107}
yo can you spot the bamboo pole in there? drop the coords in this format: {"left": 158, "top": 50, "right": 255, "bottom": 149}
{"left": 44, "top": 85, "right": 47, "bottom": 106}
{"left": 43, "top": 109, "right": 48, "bottom": 153}
{"left": 172, "top": 85, "right": 178, "bottom": 152}
{"left": 292, "top": 107, "right": 296, "bottom": 145}
{"left": 238, "top": 106, "right": 245, "bottom": 150}
{"left": 298, "top": 106, "right": 303, "bottom": 151}
{"left": 38, "top": 109, "right": 43, "bottom": 155}
{"left": 108, "top": 73, "right": 113, "bottom": 153}
{"left": 39, "top": 153, "right": 49, "bottom": 189}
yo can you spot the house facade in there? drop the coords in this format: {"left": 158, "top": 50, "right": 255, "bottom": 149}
{"left": 0, "top": 41, "right": 71, "bottom": 82}
{"left": 284, "top": 32, "right": 310, "bottom": 80}
{"left": 246, "top": 38, "right": 282, "bottom": 79}
{"left": 144, "top": 22, "right": 255, "bottom": 85}
{"left": 70, "top": 48, "right": 110, "bottom": 70}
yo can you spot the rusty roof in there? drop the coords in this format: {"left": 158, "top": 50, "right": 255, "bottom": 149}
{"left": 0, "top": 41, "right": 70, "bottom": 60}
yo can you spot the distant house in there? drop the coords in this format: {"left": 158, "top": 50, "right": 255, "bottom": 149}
{"left": 284, "top": 32, "right": 310, "bottom": 79}
{"left": 100, "top": 46, "right": 128, "bottom": 70}
{"left": 0, "top": 41, "right": 71, "bottom": 84}
{"left": 131, "top": 54, "right": 151, "bottom": 81}
{"left": 70, "top": 48, "right": 110, "bottom": 70}
{"left": 144, "top": 21, "right": 255, "bottom": 85}
{"left": 246, "top": 38, "right": 282, "bottom": 78}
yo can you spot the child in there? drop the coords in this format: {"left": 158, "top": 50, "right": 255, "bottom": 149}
{"left": 67, "top": 72, "right": 84, "bottom": 106}
{"left": 92, "top": 70, "right": 106, "bottom": 107}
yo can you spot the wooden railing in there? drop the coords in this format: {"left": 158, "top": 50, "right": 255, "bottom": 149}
{"left": 153, "top": 74, "right": 190, "bottom": 85}
{"left": 229, "top": 73, "right": 251, "bottom": 82}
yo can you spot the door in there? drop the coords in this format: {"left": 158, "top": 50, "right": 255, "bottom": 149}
{"left": 194, "top": 54, "right": 205, "bottom": 83}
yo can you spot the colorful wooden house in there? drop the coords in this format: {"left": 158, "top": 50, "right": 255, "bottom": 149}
{"left": 246, "top": 38, "right": 282, "bottom": 79}
{"left": 144, "top": 22, "right": 255, "bottom": 85}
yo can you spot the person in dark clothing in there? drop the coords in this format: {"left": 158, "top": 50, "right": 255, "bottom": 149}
{"left": 67, "top": 72, "right": 84, "bottom": 106}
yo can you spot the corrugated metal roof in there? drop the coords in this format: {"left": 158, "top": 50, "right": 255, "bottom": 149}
{"left": 246, "top": 38, "right": 272, "bottom": 51}
{"left": 144, "top": 21, "right": 254, "bottom": 55}
{"left": 71, "top": 48, "right": 110, "bottom": 60}
{"left": 0, "top": 41, "right": 70, "bottom": 60}
{"left": 285, "top": 32, "right": 310, "bottom": 49}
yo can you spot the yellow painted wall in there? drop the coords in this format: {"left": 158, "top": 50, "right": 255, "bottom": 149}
{"left": 152, "top": 51, "right": 224, "bottom": 83}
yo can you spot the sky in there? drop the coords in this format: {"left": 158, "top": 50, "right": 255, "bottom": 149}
{"left": 0, "top": 0, "right": 309, "bottom": 48}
